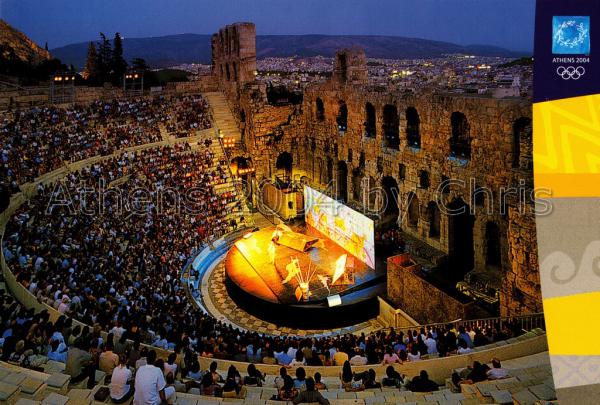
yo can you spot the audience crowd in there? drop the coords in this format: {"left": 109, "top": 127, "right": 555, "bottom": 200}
{"left": 0, "top": 94, "right": 212, "bottom": 188}
{"left": 0, "top": 288, "right": 513, "bottom": 402}
{"left": 0, "top": 94, "right": 525, "bottom": 402}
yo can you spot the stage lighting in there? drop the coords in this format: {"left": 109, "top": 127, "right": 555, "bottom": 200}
{"left": 327, "top": 294, "right": 342, "bottom": 307}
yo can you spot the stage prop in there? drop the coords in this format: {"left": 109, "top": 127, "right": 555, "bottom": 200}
{"left": 224, "top": 225, "right": 385, "bottom": 328}
{"left": 304, "top": 186, "right": 375, "bottom": 269}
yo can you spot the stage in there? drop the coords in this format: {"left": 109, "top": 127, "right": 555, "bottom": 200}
{"left": 224, "top": 225, "right": 386, "bottom": 328}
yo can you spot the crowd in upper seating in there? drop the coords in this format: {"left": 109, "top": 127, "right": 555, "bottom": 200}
{"left": 163, "top": 95, "right": 212, "bottom": 138}
{"left": 0, "top": 94, "right": 212, "bottom": 188}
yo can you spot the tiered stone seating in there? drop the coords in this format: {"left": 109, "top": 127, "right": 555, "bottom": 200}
{"left": 0, "top": 358, "right": 558, "bottom": 405}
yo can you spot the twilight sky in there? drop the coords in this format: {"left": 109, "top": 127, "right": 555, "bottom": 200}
{"left": 1, "top": 0, "right": 535, "bottom": 51}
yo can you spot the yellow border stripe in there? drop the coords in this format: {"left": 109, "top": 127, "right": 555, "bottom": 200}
{"left": 544, "top": 291, "right": 600, "bottom": 355}
{"left": 535, "top": 173, "right": 600, "bottom": 197}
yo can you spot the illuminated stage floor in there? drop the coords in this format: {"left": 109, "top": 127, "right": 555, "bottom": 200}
{"left": 224, "top": 225, "right": 386, "bottom": 328}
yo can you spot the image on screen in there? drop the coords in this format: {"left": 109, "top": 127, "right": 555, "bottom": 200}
{"left": 304, "top": 186, "right": 375, "bottom": 269}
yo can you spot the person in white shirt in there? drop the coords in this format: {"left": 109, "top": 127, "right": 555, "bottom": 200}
{"left": 110, "top": 354, "right": 134, "bottom": 404}
{"left": 134, "top": 350, "right": 175, "bottom": 405}
{"left": 407, "top": 346, "right": 421, "bottom": 362}
{"left": 349, "top": 349, "right": 368, "bottom": 366}
{"left": 163, "top": 353, "right": 178, "bottom": 379}
{"left": 288, "top": 350, "right": 305, "bottom": 367}
{"left": 457, "top": 339, "right": 473, "bottom": 355}
{"left": 487, "top": 358, "right": 509, "bottom": 380}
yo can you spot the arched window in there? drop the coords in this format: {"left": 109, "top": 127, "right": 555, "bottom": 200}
{"left": 364, "top": 103, "right": 376, "bottom": 138}
{"left": 427, "top": 201, "right": 440, "bottom": 238}
{"left": 407, "top": 192, "right": 419, "bottom": 228}
{"left": 315, "top": 98, "right": 325, "bottom": 121}
{"left": 406, "top": 107, "right": 420, "bottom": 148}
{"left": 383, "top": 104, "right": 400, "bottom": 149}
{"left": 337, "top": 101, "right": 348, "bottom": 132}
{"left": 450, "top": 112, "right": 471, "bottom": 159}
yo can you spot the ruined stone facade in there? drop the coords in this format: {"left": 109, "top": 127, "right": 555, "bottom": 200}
{"left": 211, "top": 23, "right": 540, "bottom": 317}
{"left": 211, "top": 22, "right": 257, "bottom": 99}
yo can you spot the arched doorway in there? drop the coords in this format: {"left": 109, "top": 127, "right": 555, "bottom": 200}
{"left": 364, "top": 103, "right": 376, "bottom": 138}
{"left": 407, "top": 192, "right": 419, "bottom": 229}
{"left": 315, "top": 98, "right": 325, "bottom": 121}
{"left": 485, "top": 221, "right": 501, "bottom": 267}
{"left": 337, "top": 161, "right": 348, "bottom": 202}
{"left": 337, "top": 101, "right": 348, "bottom": 132}
{"left": 275, "top": 151, "right": 293, "bottom": 180}
{"left": 383, "top": 104, "right": 400, "bottom": 149}
{"left": 450, "top": 112, "right": 471, "bottom": 159}
{"left": 406, "top": 107, "right": 420, "bottom": 148}
{"left": 381, "top": 176, "right": 400, "bottom": 219}
{"left": 427, "top": 201, "right": 441, "bottom": 238}
{"left": 447, "top": 198, "right": 475, "bottom": 279}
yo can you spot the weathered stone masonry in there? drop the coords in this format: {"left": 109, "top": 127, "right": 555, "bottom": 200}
{"left": 211, "top": 22, "right": 539, "bottom": 317}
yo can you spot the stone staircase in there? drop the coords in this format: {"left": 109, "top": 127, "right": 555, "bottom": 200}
{"left": 204, "top": 92, "right": 241, "bottom": 141}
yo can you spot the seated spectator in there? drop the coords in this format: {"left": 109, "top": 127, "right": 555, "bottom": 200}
{"left": 65, "top": 339, "right": 96, "bottom": 389}
{"left": 222, "top": 365, "right": 246, "bottom": 399}
{"left": 340, "top": 361, "right": 354, "bottom": 390}
{"left": 275, "top": 375, "right": 298, "bottom": 401}
{"left": 110, "top": 354, "right": 134, "bottom": 404}
{"left": 209, "top": 361, "right": 224, "bottom": 384}
{"left": 410, "top": 370, "right": 438, "bottom": 392}
{"left": 262, "top": 348, "right": 277, "bottom": 365}
{"left": 292, "top": 377, "right": 330, "bottom": 405}
{"left": 332, "top": 347, "right": 349, "bottom": 366}
{"left": 244, "top": 363, "right": 265, "bottom": 386}
{"left": 289, "top": 350, "right": 305, "bottom": 367}
{"left": 186, "top": 360, "right": 202, "bottom": 380}
{"left": 407, "top": 345, "right": 421, "bottom": 362}
{"left": 164, "top": 353, "right": 178, "bottom": 379}
{"left": 274, "top": 366, "right": 288, "bottom": 389}
{"left": 487, "top": 358, "right": 509, "bottom": 380}
{"left": 314, "top": 372, "right": 327, "bottom": 390}
{"left": 47, "top": 339, "right": 68, "bottom": 363}
{"left": 454, "top": 361, "right": 490, "bottom": 385}
{"left": 99, "top": 341, "right": 119, "bottom": 376}
{"left": 294, "top": 367, "right": 307, "bottom": 391}
{"left": 457, "top": 338, "right": 473, "bottom": 355}
{"left": 349, "top": 348, "right": 368, "bottom": 366}
{"left": 200, "top": 371, "right": 221, "bottom": 397}
{"left": 134, "top": 350, "right": 175, "bottom": 405}
{"left": 424, "top": 332, "right": 438, "bottom": 355}
{"left": 382, "top": 365, "right": 404, "bottom": 388}
{"left": 363, "top": 369, "right": 382, "bottom": 389}
{"left": 382, "top": 346, "right": 401, "bottom": 365}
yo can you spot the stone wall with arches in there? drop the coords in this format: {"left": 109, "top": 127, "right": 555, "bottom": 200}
{"left": 213, "top": 24, "right": 539, "bottom": 317}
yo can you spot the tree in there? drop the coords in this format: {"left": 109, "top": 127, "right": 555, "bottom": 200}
{"left": 83, "top": 42, "right": 99, "bottom": 82}
{"left": 111, "top": 32, "right": 127, "bottom": 84}
{"left": 44, "top": 42, "right": 48, "bottom": 51}
{"left": 96, "top": 32, "right": 113, "bottom": 83}
{"left": 131, "top": 57, "right": 149, "bottom": 72}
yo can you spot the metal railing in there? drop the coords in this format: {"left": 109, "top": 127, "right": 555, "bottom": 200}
{"left": 385, "top": 312, "right": 545, "bottom": 336}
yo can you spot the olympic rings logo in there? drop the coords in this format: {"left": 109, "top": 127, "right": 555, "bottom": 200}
{"left": 556, "top": 66, "right": 586, "bottom": 80}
